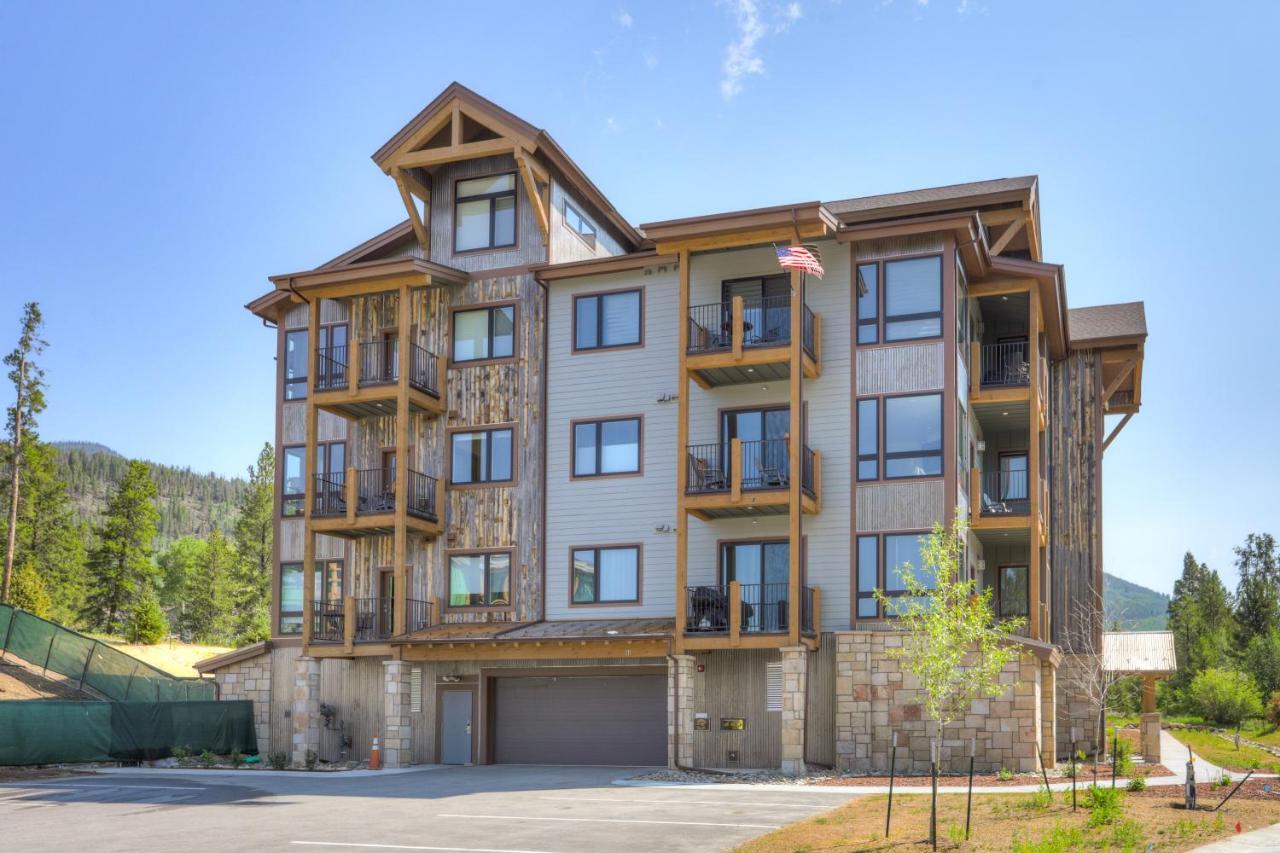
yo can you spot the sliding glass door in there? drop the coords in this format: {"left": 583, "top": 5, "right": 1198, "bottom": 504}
{"left": 721, "top": 540, "right": 790, "bottom": 632}
{"left": 721, "top": 408, "right": 790, "bottom": 488}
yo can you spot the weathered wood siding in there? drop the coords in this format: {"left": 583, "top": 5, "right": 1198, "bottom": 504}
{"left": 268, "top": 643, "right": 302, "bottom": 754}
{"left": 692, "top": 649, "right": 781, "bottom": 768}
{"left": 427, "top": 154, "right": 547, "bottom": 272}
{"left": 856, "top": 342, "right": 945, "bottom": 395}
{"left": 806, "top": 637, "right": 836, "bottom": 767}
{"left": 1049, "top": 351, "right": 1102, "bottom": 652}
{"left": 315, "top": 657, "right": 386, "bottom": 762}
{"left": 855, "top": 480, "right": 947, "bottom": 531}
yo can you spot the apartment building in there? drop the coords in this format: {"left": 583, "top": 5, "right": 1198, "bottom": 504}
{"left": 200, "top": 83, "right": 1146, "bottom": 774}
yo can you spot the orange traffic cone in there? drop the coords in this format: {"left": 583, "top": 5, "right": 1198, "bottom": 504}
{"left": 370, "top": 736, "right": 382, "bottom": 770}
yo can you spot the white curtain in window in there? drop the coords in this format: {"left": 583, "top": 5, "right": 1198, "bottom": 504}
{"left": 599, "top": 549, "right": 637, "bottom": 601}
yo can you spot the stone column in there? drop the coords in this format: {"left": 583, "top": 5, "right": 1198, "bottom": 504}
{"left": 780, "top": 645, "right": 809, "bottom": 775}
{"left": 291, "top": 656, "right": 321, "bottom": 767}
{"left": 1141, "top": 712, "right": 1161, "bottom": 764}
{"left": 667, "top": 654, "right": 695, "bottom": 769}
{"left": 383, "top": 660, "right": 413, "bottom": 769}
{"left": 1040, "top": 659, "right": 1057, "bottom": 769}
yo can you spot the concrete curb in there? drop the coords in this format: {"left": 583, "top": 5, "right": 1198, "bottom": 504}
{"left": 94, "top": 764, "right": 446, "bottom": 780}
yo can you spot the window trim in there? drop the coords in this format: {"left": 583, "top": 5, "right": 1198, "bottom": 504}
{"left": 856, "top": 262, "right": 879, "bottom": 345}
{"left": 278, "top": 561, "right": 304, "bottom": 634}
{"left": 571, "top": 286, "right": 644, "bottom": 353}
{"left": 854, "top": 530, "right": 932, "bottom": 621}
{"left": 568, "top": 544, "right": 643, "bottom": 606}
{"left": 448, "top": 301, "right": 518, "bottom": 366}
{"left": 447, "top": 424, "right": 518, "bottom": 488}
{"left": 445, "top": 548, "right": 516, "bottom": 612}
{"left": 563, "top": 199, "right": 597, "bottom": 247}
{"left": 997, "top": 563, "right": 1030, "bottom": 620}
{"left": 452, "top": 170, "right": 519, "bottom": 255}
{"left": 283, "top": 328, "right": 309, "bottom": 400}
{"left": 281, "top": 444, "right": 306, "bottom": 517}
{"left": 570, "top": 415, "right": 643, "bottom": 480}
{"left": 854, "top": 252, "right": 945, "bottom": 347}
{"left": 881, "top": 391, "right": 944, "bottom": 481}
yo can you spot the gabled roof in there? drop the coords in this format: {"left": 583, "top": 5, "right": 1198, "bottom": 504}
{"left": 826, "top": 176, "right": 1038, "bottom": 218}
{"left": 1103, "top": 631, "right": 1176, "bottom": 675}
{"left": 1069, "top": 301, "right": 1148, "bottom": 346}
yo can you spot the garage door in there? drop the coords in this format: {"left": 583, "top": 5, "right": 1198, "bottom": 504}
{"left": 493, "top": 674, "right": 666, "bottom": 766}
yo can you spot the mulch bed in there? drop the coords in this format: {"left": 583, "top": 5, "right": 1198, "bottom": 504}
{"left": 1128, "top": 776, "right": 1280, "bottom": 803}
{"left": 809, "top": 762, "right": 1174, "bottom": 787}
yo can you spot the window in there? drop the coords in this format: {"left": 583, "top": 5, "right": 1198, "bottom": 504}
{"left": 999, "top": 452, "right": 1029, "bottom": 501}
{"left": 314, "top": 559, "right": 344, "bottom": 603}
{"left": 856, "top": 532, "right": 935, "bottom": 618}
{"left": 856, "top": 536, "right": 879, "bottom": 618}
{"left": 448, "top": 552, "right": 511, "bottom": 607}
{"left": 857, "top": 399, "right": 878, "bottom": 481}
{"left": 721, "top": 540, "right": 790, "bottom": 633}
{"left": 279, "top": 562, "right": 303, "bottom": 634}
{"left": 284, "top": 329, "right": 307, "bottom": 399}
{"left": 884, "top": 393, "right": 943, "bottom": 478}
{"left": 856, "top": 263, "right": 879, "bottom": 344}
{"left": 998, "top": 565, "right": 1029, "bottom": 619}
{"left": 454, "top": 173, "right": 516, "bottom": 252}
{"left": 564, "top": 201, "right": 597, "bottom": 243}
{"left": 315, "top": 323, "right": 348, "bottom": 390}
{"left": 571, "top": 546, "right": 640, "bottom": 603}
{"left": 452, "top": 305, "right": 515, "bottom": 363}
{"left": 315, "top": 441, "right": 346, "bottom": 480}
{"left": 282, "top": 446, "right": 306, "bottom": 517}
{"left": 884, "top": 256, "right": 942, "bottom": 341}
{"left": 573, "top": 417, "right": 640, "bottom": 477}
{"left": 450, "top": 428, "right": 514, "bottom": 484}
{"left": 722, "top": 275, "right": 791, "bottom": 344}
{"left": 574, "top": 289, "right": 641, "bottom": 350}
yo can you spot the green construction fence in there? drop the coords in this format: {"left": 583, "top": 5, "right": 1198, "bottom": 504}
{"left": 0, "top": 604, "right": 216, "bottom": 702}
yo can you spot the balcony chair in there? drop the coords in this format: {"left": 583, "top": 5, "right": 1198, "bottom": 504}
{"left": 690, "top": 457, "right": 728, "bottom": 492}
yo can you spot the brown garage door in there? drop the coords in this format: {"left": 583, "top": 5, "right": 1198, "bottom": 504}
{"left": 493, "top": 674, "right": 666, "bottom": 766}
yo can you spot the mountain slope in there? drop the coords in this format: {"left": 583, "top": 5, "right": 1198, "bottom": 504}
{"left": 1104, "top": 572, "right": 1170, "bottom": 630}
{"left": 52, "top": 442, "right": 248, "bottom": 547}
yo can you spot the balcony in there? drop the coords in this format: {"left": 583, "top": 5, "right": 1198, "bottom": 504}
{"left": 685, "top": 296, "right": 820, "bottom": 387}
{"left": 312, "top": 340, "right": 444, "bottom": 418}
{"left": 682, "top": 582, "right": 819, "bottom": 647}
{"left": 684, "top": 438, "right": 819, "bottom": 518}
{"left": 970, "top": 468, "right": 1044, "bottom": 535}
{"left": 309, "top": 468, "right": 443, "bottom": 538}
{"left": 978, "top": 342, "right": 1030, "bottom": 389}
{"left": 310, "top": 596, "right": 434, "bottom": 647}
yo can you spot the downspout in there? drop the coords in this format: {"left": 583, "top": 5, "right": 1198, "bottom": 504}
{"left": 666, "top": 637, "right": 685, "bottom": 771}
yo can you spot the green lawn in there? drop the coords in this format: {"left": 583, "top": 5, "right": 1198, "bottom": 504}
{"left": 1165, "top": 727, "right": 1280, "bottom": 774}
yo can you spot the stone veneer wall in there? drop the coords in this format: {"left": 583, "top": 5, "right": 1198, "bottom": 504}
{"left": 834, "top": 631, "right": 1051, "bottom": 774}
{"left": 1055, "top": 652, "right": 1103, "bottom": 759}
{"left": 211, "top": 652, "right": 272, "bottom": 753}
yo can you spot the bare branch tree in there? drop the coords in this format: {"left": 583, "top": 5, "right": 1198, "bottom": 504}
{"left": 1058, "top": 571, "right": 1124, "bottom": 763}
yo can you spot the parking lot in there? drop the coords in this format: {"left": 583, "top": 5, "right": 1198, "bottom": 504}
{"left": 0, "top": 765, "right": 854, "bottom": 853}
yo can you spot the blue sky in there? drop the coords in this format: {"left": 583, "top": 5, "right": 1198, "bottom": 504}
{"left": 0, "top": 1, "right": 1275, "bottom": 595}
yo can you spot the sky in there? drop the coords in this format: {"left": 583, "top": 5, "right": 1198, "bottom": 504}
{"left": 0, "top": 1, "right": 1276, "bottom": 596}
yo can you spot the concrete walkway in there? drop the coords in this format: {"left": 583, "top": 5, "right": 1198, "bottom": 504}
{"left": 1194, "top": 822, "right": 1280, "bottom": 851}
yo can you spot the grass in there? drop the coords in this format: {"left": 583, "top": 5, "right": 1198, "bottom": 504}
{"left": 1164, "top": 727, "right": 1280, "bottom": 774}
{"left": 733, "top": 787, "right": 1280, "bottom": 852}
{"left": 88, "top": 635, "right": 231, "bottom": 677}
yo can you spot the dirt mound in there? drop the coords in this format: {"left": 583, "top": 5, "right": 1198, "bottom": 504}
{"left": 0, "top": 658, "right": 94, "bottom": 700}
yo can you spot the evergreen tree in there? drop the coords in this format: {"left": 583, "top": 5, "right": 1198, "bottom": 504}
{"left": 80, "top": 460, "right": 159, "bottom": 634}
{"left": 125, "top": 588, "right": 168, "bottom": 644}
{"left": 230, "top": 443, "right": 273, "bottom": 645}
{"left": 10, "top": 559, "right": 52, "bottom": 617}
{"left": 156, "top": 536, "right": 208, "bottom": 611}
{"left": 181, "top": 527, "right": 236, "bottom": 643}
{"left": 2, "top": 302, "right": 47, "bottom": 603}
{"left": 1167, "top": 552, "right": 1234, "bottom": 689}
{"left": 1234, "top": 533, "right": 1280, "bottom": 646}
{"left": 11, "top": 440, "right": 86, "bottom": 624}
{"left": 1243, "top": 629, "right": 1280, "bottom": 698}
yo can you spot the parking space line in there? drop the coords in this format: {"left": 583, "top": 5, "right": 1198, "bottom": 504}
{"left": 537, "top": 795, "right": 827, "bottom": 809}
{"left": 293, "top": 842, "right": 561, "bottom": 853}
{"left": 436, "top": 813, "right": 781, "bottom": 829}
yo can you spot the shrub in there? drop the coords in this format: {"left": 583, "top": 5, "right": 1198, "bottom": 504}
{"left": 267, "top": 751, "right": 288, "bottom": 770}
{"left": 1084, "top": 785, "right": 1124, "bottom": 827}
{"left": 230, "top": 750, "right": 243, "bottom": 769}
{"left": 305, "top": 749, "right": 318, "bottom": 771}
{"left": 199, "top": 750, "right": 217, "bottom": 769}
{"left": 125, "top": 590, "right": 168, "bottom": 644}
{"left": 997, "top": 766, "right": 1014, "bottom": 781}
{"left": 1108, "top": 819, "right": 1144, "bottom": 849}
{"left": 1126, "top": 775, "right": 1146, "bottom": 792}
{"left": 946, "top": 824, "right": 966, "bottom": 844}
{"left": 1266, "top": 691, "right": 1280, "bottom": 728}
{"left": 1113, "top": 738, "right": 1134, "bottom": 776}
{"left": 1219, "top": 773, "right": 1232, "bottom": 789}
{"left": 1188, "top": 668, "right": 1264, "bottom": 726}
{"left": 172, "top": 745, "right": 193, "bottom": 766}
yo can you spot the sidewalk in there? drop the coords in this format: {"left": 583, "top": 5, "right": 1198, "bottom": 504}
{"left": 1194, "top": 822, "right": 1280, "bottom": 851}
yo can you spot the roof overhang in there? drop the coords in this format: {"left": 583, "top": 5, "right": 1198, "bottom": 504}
{"left": 1102, "top": 631, "right": 1176, "bottom": 676}
{"left": 837, "top": 211, "right": 992, "bottom": 279}
{"left": 988, "top": 256, "right": 1070, "bottom": 360}
{"left": 195, "top": 640, "right": 272, "bottom": 674}
{"left": 247, "top": 257, "right": 469, "bottom": 320}
{"left": 532, "top": 250, "right": 680, "bottom": 283}
{"left": 642, "top": 201, "right": 839, "bottom": 254}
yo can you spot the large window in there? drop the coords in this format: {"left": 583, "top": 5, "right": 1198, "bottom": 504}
{"left": 857, "top": 399, "right": 878, "bottom": 481}
{"left": 574, "top": 289, "right": 641, "bottom": 351}
{"left": 282, "top": 446, "right": 306, "bottom": 517}
{"left": 884, "top": 393, "right": 943, "bottom": 478}
{"left": 454, "top": 173, "right": 516, "bottom": 252}
{"left": 573, "top": 417, "right": 640, "bottom": 477}
{"left": 856, "top": 255, "right": 943, "bottom": 344}
{"left": 571, "top": 546, "right": 640, "bottom": 604}
{"left": 564, "top": 201, "right": 597, "bottom": 244}
{"left": 448, "top": 552, "right": 511, "bottom": 608}
{"left": 284, "top": 329, "right": 308, "bottom": 399}
{"left": 314, "top": 559, "right": 344, "bottom": 603}
{"left": 856, "top": 532, "right": 934, "bottom": 618}
{"left": 452, "top": 304, "right": 515, "bottom": 363}
{"left": 450, "top": 427, "right": 514, "bottom": 485}
{"left": 999, "top": 565, "right": 1029, "bottom": 619}
{"left": 279, "top": 563, "right": 303, "bottom": 634}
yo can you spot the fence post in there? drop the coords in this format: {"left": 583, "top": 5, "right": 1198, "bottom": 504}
{"left": 43, "top": 633, "right": 56, "bottom": 676}
{"left": 1, "top": 606, "right": 15, "bottom": 658}
{"left": 124, "top": 662, "right": 139, "bottom": 701}
{"left": 79, "top": 640, "right": 97, "bottom": 690}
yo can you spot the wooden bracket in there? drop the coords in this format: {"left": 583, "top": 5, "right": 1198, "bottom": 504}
{"left": 516, "top": 149, "right": 549, "bottom": 239}
{"left": 989, "top": 216, "right": 1026, "bottom": 256}
{"left": 1103, "top": 411, "right": 1134, "bottom": 452}
{"left": 393, "top": 169, "right": 430, "bottom": 252}
{"left": 1103, "top": 353, "right": 1140, "bottom": 409}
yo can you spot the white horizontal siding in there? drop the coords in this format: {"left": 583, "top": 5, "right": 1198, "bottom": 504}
{"left": 545, "top": 265, "right": 681, "bottom": 620}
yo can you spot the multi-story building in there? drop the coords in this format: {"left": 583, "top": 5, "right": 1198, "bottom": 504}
{"left": 200, "top": 83, "right": 1146, "bottom": 774}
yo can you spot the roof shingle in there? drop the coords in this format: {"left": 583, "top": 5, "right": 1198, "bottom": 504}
{"left": 1069, "top": 301, "right": 1147, "bottom": 344}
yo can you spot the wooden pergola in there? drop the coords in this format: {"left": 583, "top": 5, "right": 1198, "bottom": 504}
{"left": 1103, "top": 630, "right": 1177, "bottom": 712}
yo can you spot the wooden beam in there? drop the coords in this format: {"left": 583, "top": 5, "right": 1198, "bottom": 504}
{"left": 450, "top": 102, "right": 461, "bottom": 146}
{"left": 788, "top": 261, "right": 803, "bottom": 646}
{"left": 989, "top": 217, "right": 1026, "bottom": 256}
{"left": 1102, "top": 411, "right": 1134, "bottom": 453}
{"left": 968, "top": 281, "right": 1035, "bottom": 299}
{"left": 731, "top": 295, "right": 744, "bottom": 361}
{"left": 393, "top": 170, "right": 430, "bottom": 252}
{"left": 729, "top": 580, "right": 742, "bottom": 646}
{"left": 392, "top": 138, "right": 516, "bottom": 170}
{"left": 515, "top": 150, "right": 549, "bottom": 239}
{"left": 398, "top": 169, "right": 432, "bottom": 203}
{"left": 1102, "top": 353, "right": 1140, "bottom": 404}
{"left": 302, "top": 299, "right": 320, "bottom": 647}
{"left": 393, "top": 284, "right": 411, "bottom": 636}
{"left": 655, "top": 223, "right": 828, "bottom": 255}
{"left": 675, "top": 249, "right": 690, "bottom": 653}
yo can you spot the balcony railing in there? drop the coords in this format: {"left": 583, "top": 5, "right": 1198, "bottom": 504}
{"left": 312, "top": 474, "right": 347, "bottom": 517}
{"left": 686, "top": 439, "right": 814, "bottom": 495}
{"left": 407, "top": 470, "right": 439, "bottom": 521}
{"left": 687, "top": 296, "right": 796, "bottom": 354}
{"left": 353, "top": 597, "right": 392, "bottom": 642}
{"left": 311, "top": 469, "right": 439, "bottom": 522}
{"left": 978, "top": 469, "right": 1031, "bottom": 516}
{"left": 354, "top": 340, "right": 441, "bottom": 397}
{"left": 311, "top": 601, "right": 344, "bottom": 642}
{"left": 684, "top": 583, "right": 816, "bottom": 635}
{"left": 406, "top": 598, "right": 433, "bottom": 634}
{"left": 979, "top": 342, "right": 1030, "bottom": 388}
{"left": 315, "top": 345, "right": 349, "bottom": 392}
{"left": 408, "top": 342, "right": 439, "bottom": 396}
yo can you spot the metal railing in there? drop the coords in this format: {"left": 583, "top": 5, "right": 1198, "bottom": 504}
{"left": 312, "top": 474, "right": 347, "bottom": 517}
{"left": 408, "top": 470, "right": 439, "bottom": 521}
{"left": 686, "top": 443, "right": 728, "bottom": 494}
{"left": 315, "top": 345, "right": 349, "bottom": 392}
{"left": 802, "top": 446, "right": 817, "bottom": 498}
{"left": 802, "top": 304, "right": 817, "bottom": 359}
{"left": 352, "top": 597, "right": 392, "bottom": 642}
{"left": 406, "top": 598, "right": 433, "bottom": 633}
{"left": 683, "top": 583, "right": 800, "bottom": 634}
{"left": 360, "top": 339, "right": 398, "bottom": 386}
{"left": 408, "top": 343, "right": 440, "bottom": 397}
{"left": 979, "top": 469, "right": 1031, "bottom": 515}
{"left": 685, "top": 438, "right": 801, "bottom": 494}
{"left": 739, "top": 582, "right": 791, "bottom": 633}
{"left": 685, "top": 584, "right": 730, "bottom": 632}
{"left": 355, "top": 468, "right": 396, "bottom": 514}
{"left": 311, "top": 601, "right": 344, "bottom": 642}
{"left": 801, "top": 586, "right": 816, "bottom": 635}
{"left": 686, "top": 296, "right": 796, "bottom": 354}
{"left": 980, "top": 342, "right": 1030, "bottom": 387}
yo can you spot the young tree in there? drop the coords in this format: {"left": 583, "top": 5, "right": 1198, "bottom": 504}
{"left": 1234, "top": 533, "right": 1279, "bottom": 647}
{"left": 80, "top": 460, "right": 159, "bottom": 634}
{"left": 1058, "top": 571, "right": 1124, "bottom": 758}
{"left": 230, "top": 443, "right": 273, "bottom": 645}
{"left": 181, "top": 528, "right": 236, "bottom": 644}
{"left": 9, "top": 560, "right": 52, "bottom": 617}
{"left": 125, "top": 588, "right": 168, "bottom": 645}
{"left": 11, "top": 440, "right": 86, "bottom": 624}
{"left": 1188, "top": 668, "right": 1264, "bottom": 727}
{"left": 1243, "top": 629, "right": 1280, "bottom": 698}
{"left": 2, "top": 303, "right": 47, "bottom": 603}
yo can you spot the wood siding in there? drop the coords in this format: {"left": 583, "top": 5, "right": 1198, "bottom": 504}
{"left": 806, "top": 636, "right": 836, "bottom": 766}
{"left": 855, "top": 480, "right": 947, "bottom": 532}
{"left": 427, "top": 154, "right": 547, "bottom": 272}
{"left": 692, "top": 649, "right": 780, "bottom": 768}
{"left": 856, "top": 342, "right": 946, "bottom": 395}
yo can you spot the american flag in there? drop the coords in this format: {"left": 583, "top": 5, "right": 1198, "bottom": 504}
{"left": 776, "top": 244, "right": 825, "bottom": 279}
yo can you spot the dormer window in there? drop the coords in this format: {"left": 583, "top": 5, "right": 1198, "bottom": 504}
{"left": 564, "top": 200, "right": 597, "bottom": 245}
{"left": 455, "top": 173, "right": 517, "bottom": 252}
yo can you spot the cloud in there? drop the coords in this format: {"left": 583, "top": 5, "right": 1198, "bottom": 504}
{"left": 605, "top": 116, "right": 621, "bottom": 132}
{"left": 644, "top": 51, "right": 659, "bottom": 69}
{"left": 617, "top": 9, "right": 633, "bottom": 28}
{"left": 720, "top": 1, "right": 802, "bottom": 100}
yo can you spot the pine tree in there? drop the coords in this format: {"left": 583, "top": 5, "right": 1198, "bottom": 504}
{"left": 10, "top": 560, "right": 52, "bottom": 617}
{"left": 181, "top": 527, "right": 236, "bottom": 644}
{"left": 2, "top": 302, "right": 47, "bottom": 602}
{"left": 80, "top": 460, "right": 159, "bottom": 634}
{"left": 1167, "top": 552, "right": 1234, "bottom": 690}
{"left": 1234, "top": 533, "right": 1280, "bottom": 646}
{"left": 230, "top": 443, "right": 273, "bottom": 645}
{"left": 125, "top": 588, "right": 168, "bottom": 644}
{"left": 12, "top": 440, "right": 86, "bottom": 624}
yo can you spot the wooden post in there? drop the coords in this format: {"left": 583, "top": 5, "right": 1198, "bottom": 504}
{"left": 787, "top": 264, "right": 803, "bottom": 646}
{"left": 349, "top": 298, "right": 362, "bottom": 394}
{"left": 811, "top": 586, "right": 822, "bottom": 635}
{"left": 1028, "top": 283, "right": 1042, "bottom": 640}
{"left": 728, "top": 580, "right": 742, "bottom": 646}
{"left": 731, "top": 295, "right": 744, "bottom": 361}
{"left": 730, "top": 438, "right": 742, "bottom": 504}
{"left": 970, "top": 468, "right": 981, "bottom": 522}
{"left": 343, "top": 595, "right": 356, "bottom": 653}
{"left": 393, "top": 284, "right": 411, "bottom": 636}
{"left": 674, "top": 250, "right": 690, "bottom": 653}
{"left": 303, "top": 299, "right": 320, "bottom": 647}
{"left": 1142, "top": 675, "right": 1157, "bottom": 714}
{"left": 436, "top": 353, "right": 448, "bottom": 407}
{"left": 345, "top": 466, "right": 357, "bottom": 525}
